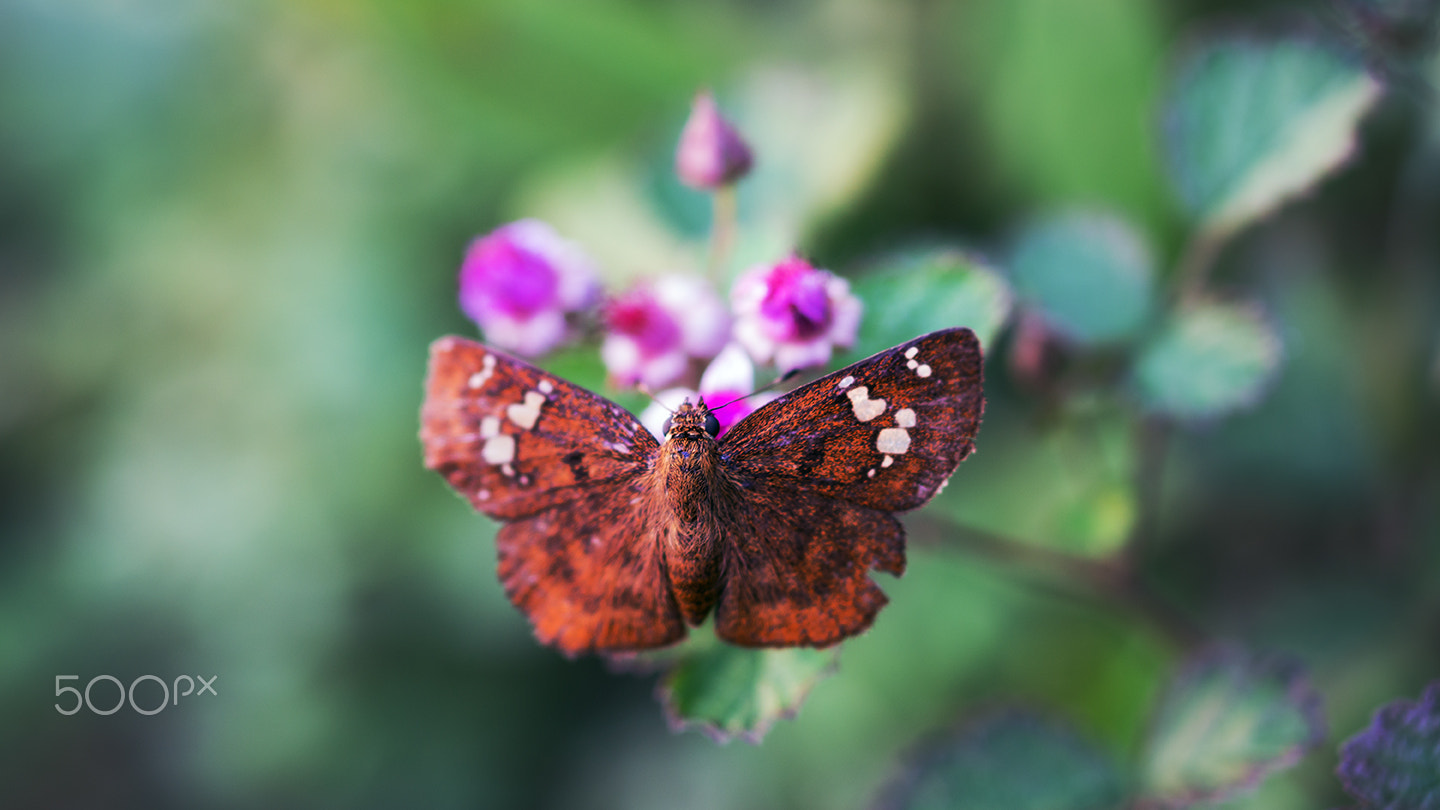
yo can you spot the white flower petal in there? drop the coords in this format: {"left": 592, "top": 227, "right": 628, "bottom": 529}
{"left": 699, "top": 343, "right": 756, "bottom": 396}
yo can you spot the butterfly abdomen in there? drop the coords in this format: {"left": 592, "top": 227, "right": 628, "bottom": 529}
{"left": 654, "top": 425, "right": 729, "bottom": 625}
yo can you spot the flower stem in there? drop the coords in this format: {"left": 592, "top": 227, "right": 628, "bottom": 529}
{"left": 1172, "top": 225, "right": 1226, "bottom": 307}
{"left": 708, "top": 184, "right": 738, "bottom": 283}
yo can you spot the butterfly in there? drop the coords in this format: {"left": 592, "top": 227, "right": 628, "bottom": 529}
{"left": 420, "top": 328, "right": 985, "bottom": 656}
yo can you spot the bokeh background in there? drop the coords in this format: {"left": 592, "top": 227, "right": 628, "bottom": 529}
{"left": 2, "top": 0, "right": 1437, "bottom": 808}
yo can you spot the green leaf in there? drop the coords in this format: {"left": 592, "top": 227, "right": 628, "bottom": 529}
{"left": 1337, "top": 681, "right": 1440, "bottom": 810}
{"left": 1163, "top": 35, "right": 1382, "bottom": 238}
{"left": 1132, "top": 301, "right": 1283, "bottom": 420}
{"left": 847, "top": 248, "right": 1013, "bottom": 360}
{"left": 932, "top": 410, "right": 1136, "bottom": 557}
{"left": 875, "top": 711, "right": 1126, "bottom": 810}
{"left": 1008, "top": 211, "right": 1156, "bottom": 345}
{"left": 658, "top": 639, "right": 838, "bottom": 744}
{"left": 1139, "top": 647, "right": 1326, "bottom": 808}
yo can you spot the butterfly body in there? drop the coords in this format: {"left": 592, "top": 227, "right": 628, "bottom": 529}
{"left": 421, "top": 328, "right": 984, "bottom": 656}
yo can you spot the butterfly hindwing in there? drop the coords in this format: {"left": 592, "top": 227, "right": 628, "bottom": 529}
{"left": 421, "top": 336, "right": 661, "bottom": 520}
{"left": 712, "top": 489, "right": 904, "bottom": 647}
{"left": 719, "top": 327, "right": 984, "bottom": 512}
{"left": 498, "top": 483, "right": 687, "bottom": 656}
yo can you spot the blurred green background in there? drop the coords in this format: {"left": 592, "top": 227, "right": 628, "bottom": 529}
{"left": 2, "top": 0, "right": 1437, "bottom": 808}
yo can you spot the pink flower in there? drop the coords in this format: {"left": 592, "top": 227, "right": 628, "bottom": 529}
{"left": 731, "top": 254, "right": 862, "bottom": 372}
{"left": 675, "top": 91, "right": 754, "bottom": 189}
{"left": 641, "top": 344, "right": 778, "bottom": 439}
{"left": 601, "top": 275, "right": 730, "bottom": 390}
{"left": 458, "top": 219, "right": 600, "bottom": 356}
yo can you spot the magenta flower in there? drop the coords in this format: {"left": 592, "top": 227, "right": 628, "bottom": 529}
{"left": 675, "top": 91, "right": 754, "bottom": 190}
{"left": 731, "top": 254, "right": 862, "bottom": 372}
{"left": 641, "top": 344, "right": 777, "bottom": 439}
{"left": 458, "top": 219, "right": 600, "bottom": 356}
{"left": 601, "top": 275, "right": 730, "bottom": 389}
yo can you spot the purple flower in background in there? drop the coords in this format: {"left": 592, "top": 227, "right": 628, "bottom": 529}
{"left": 641, "top": 344, "right": 777, "bottom": 440}
{"left": 458, "top": 219, "right": 600, "bottom": 356}
{"left": 1337, "top": 681, "right": 1440, "bottom": 810}
{"left": 675, "top": 91, "right": 754, "bottom": 190}
{"left": 731, "top": 254, "right": 862, "bottom": 372}
{"left": 602, "top": 275, "right": 730, "bottom": 389}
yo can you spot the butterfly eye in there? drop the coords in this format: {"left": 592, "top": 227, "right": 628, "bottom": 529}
{"left": 703, "top": 412, "right": 720, "bottom": 437}
{"left": 661, "top": 416, "right": 674, "bottom": 435}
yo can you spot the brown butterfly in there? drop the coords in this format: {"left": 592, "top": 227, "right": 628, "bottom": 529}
{"left": 420, "top": 328, "right": 984, "bottom": 656}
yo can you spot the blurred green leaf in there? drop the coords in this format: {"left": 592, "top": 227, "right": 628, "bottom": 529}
{"left": 1008, "top": 211, "right": 1156, "bottom": 345}
{"left": 848, "top": 249, "right": 1013, "bottom": 360}
{"left": 1163, "top": 35, "right": 1382, "bottom": 238}
{"left": 1337, "top": 681, "right": 1440, "bottom": 810}
{"left": 1132, "top": 301, "right": 1283, "bottom": 421}
{"left": 1140, "top": 647, "right": 1326, "bottom": 808}
{"left": 934, "top": 410, "right": 1136, "bottom": 557}
{"left": 959, "top": 0, "right": 1170, "bottom": 236}
{"left": 875, "top": 711, "right": 1126, "bottom": 810}
{"left": 659, "top": 639, "right": 838, "bottom": 744}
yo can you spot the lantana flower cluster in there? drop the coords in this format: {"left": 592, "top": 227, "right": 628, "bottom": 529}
{"left": 453, "top": 92, "right": 861, "bottom": 437}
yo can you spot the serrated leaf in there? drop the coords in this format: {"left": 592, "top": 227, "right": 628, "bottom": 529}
{"left": 1140, "top": 647, "right": 1326, "bottom": 808}
{"left": 1337, "top": 681, "right": 1440, "bottom": 810}
{"left": 848, "top": 249, "right": 1013, "bottom": 360}
{"left": 659, "top": 640, "right": 837, "bottom": 744}
{"left": 1009, "top": 211, "right": 1156, "bottom": 345}
{"left": 1163, "top": 36, "right": 1382, "bottom": 238}
{"left": 1132, "top": 301, "right": 1283, "bottom": 420}
{"left": 875, "top": 711, "right": 1126, "bottom": 810}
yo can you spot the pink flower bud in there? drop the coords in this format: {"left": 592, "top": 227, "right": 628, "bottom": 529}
{"left": 601, "top": 275, "right": 731, "bottom": 390}
{"left": 731, "top": 254, "right": 862, "bottom": 372}
{"left": 458, "top": 220, "right": 600, "bottom": 356}
{"left": 675, "top": 91, "right": 754, "bottom": 190}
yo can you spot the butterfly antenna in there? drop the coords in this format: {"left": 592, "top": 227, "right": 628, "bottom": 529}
{"left": 636, "top": 383, "right": 675, "bottom": 414}
{"left": 711, "top": 368, "right": 801, "bottom": 412}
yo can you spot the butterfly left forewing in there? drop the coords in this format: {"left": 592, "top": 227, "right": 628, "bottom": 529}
{"left": 720, "top": 327, "right": 984, "bottom": 512}
{"left": 421, "top": 336, "right": 660, "bottom": 520}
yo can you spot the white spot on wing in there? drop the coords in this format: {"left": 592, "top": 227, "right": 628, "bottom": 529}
{"left": 847, "top": 386, "right": 886, "bottom": 422}
{"left": 877, "top": 427, "right": 911, "bottom": 454}
{"left": 538, "top": 380, "right": 554, "bottom": 394}
{"left": 867, "top": 468, "right": 876, "bottom": 478}
{"left": 882, "top": 455, "right": 894, "bottom": 468}
{"left": 477, "top": 489, "right": 490, "bottom": 501}
{"left": 479, "top": 416, "right": 501, "bottom": 438}
{"left": 482, "top": 435, "right": 516, "bottom": 464}
{"left": 917, "top": 364, "right": 932, "bottom": 378}
{"left": 905, "top": 346, "right": 919, "bottom": 359}
{"left": 895, "top": 408, "right": 916, "bottom": 428}
{"left": 507, "top": 391, "right": 547, "bottom": 430}
{"left": 907, "top": 359, "right": 918, "bottom": 370}
{"left": 838, "top": 375, "right": 855, "bottom": 389}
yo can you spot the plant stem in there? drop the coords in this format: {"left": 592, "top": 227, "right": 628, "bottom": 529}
{"left": 708, "top": 185, "right": 738, "bottom": 283}
{"left": 919, "top": 518, "right": 1204, "bottom": 649}
{"left": 1172, "top": 225, "right": 1226, "bottom": 306}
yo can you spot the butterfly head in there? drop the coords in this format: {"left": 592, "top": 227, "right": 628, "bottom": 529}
{"left": 662, "top": 399, "right": 720, "bottom": 443}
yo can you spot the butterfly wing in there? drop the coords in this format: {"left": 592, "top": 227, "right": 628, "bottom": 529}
{"left": 422, "top": 336, "right": 661, "bottom": 520}
{"left": 712, "top": 328, "right": 984, "bottom": 646}
{"left": 421, "top": 336, "right": 684, "bottom": 655}
{"left": 720, "top": 327, "right": 984, "bottom": 512}
{"left": 497, "top": 484, "right": 686, "bottom": 655}
{"left": 713, "top": 489, "right": 905, "bottom": 647}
